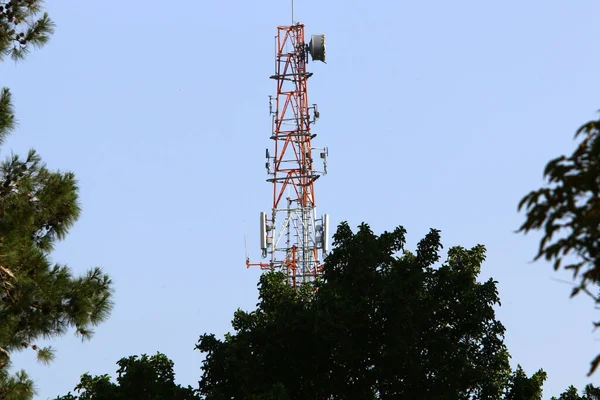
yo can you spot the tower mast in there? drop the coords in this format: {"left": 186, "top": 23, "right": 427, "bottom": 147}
{"left": 247, "top": 21, "right": 328, "bottom": 287}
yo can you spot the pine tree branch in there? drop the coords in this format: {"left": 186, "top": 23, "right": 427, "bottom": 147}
{"left": 0, "top": 1, "right": 55, "bottom": 62}
{"left": 0, "top": 87, "right": 15, "bottom": 144}
{"left": 0, "top": 265, "right": 14, "bottom": 279}
{"left": 34, "top": 345, "right": 54, "bottom": 365}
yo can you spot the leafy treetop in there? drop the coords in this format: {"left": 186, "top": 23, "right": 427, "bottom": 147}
{"left": 196, "top": 222, "right": 548, "bottom": 399}
{"left": 54, "top": 353, "right": 199, "bottom": 400}
{"left": 518, "top": 116, "right": 600, "bottom": 374}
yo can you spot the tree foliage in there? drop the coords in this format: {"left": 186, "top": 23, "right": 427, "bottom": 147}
{"left": 550, "top": 384, "right": 600, "bottom": 400}
{"left": 0, "top": 0, "right": 54, "bottom": 62}
{"left": 54, "top": 353, "right": 199, "bottom": 400}
{"left": 505, "top": 366, "right": 546, "bottom": 400}
{"left": 0, "top": 369, "right": 33, "bottom": 400}
{"left": 518, "top": 116, "right": 600, "bottom": 374}
{"left": 196, "top": 222, "right": 548, "bottom": 399}
{"left": 0, "top": 2, "right": 114, "bottom": 398}
{"left": 0, "top": 0, "right": 55, "bottom": 142}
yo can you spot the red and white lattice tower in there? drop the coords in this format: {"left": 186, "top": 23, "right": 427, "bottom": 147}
{"left": 246, "top": 22, "right": 329, "bottom": 287}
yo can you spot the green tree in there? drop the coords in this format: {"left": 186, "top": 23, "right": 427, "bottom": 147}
{"left": 518, "top": 116, "right": 600, "bottom": 373}
{"left": 0, "top": 2, "right": 114, "bottom": 398}
{"left": 196, "top": 222, "right": 548, "bottom": 399}
{"left": 505, "top": 366, "right": 546, "bottom": 400}
{"left": 551, "top": 384, "right": 600, "bottom": 400}
{"left": 54, "top": 353, "right": 199, "bottom": 400}
{"left": 0, "top": 0, "right": 54, "bottom": 62}
{"left": 1, "top": 0, "right": 54, "bottom": 138}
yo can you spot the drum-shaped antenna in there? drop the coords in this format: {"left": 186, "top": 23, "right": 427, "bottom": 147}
{"left": 309, "top": 34, "right": 326, "bottom": 62}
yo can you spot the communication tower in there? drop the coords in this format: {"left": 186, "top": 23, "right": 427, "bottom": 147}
{"left": 246, "top": 22, "right": 329, "bottom": 287}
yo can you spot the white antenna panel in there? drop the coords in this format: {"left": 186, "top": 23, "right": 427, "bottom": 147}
{"left": 322, "top": 214, "right": 330, "bottom": 253}
{"left": 260, "top": 212, "right": 268, "bottom": 251}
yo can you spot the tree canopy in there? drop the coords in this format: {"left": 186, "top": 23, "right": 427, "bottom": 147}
{"left": 196, "top": 222, "right": 548, "bottom": 399}
{"left": 0, "top": 2, "right": 114, "bottom": 398}
{"left": 550, "top": 384, "right": 600, "bottom": 400}
{"left": 518, "top": 116, "right": 600, "bottom": 374}
{"left": 54, "top": 353, "right": 199, "bottom": 400}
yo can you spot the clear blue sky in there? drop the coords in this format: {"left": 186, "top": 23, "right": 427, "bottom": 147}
{"left": 3, "top": 0, "right": 600, "bottom": 398}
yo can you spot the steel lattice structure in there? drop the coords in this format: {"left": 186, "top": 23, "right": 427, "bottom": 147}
{"left": 247, "top": 23, "right": 328, "bottom": 287}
